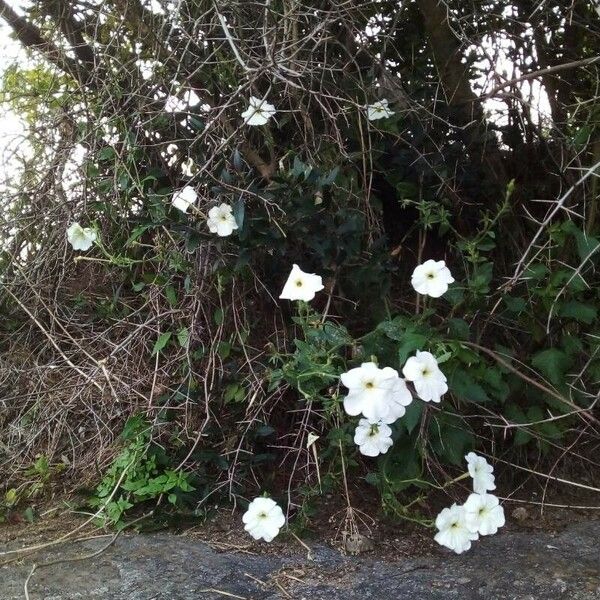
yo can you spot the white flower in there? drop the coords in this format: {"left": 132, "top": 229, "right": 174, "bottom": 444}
{"left": 410, "top": 259, "right": 454, "bottom": 298}
{"left": 171, "top": 186, "right": 197, "bottom": 213}
{"left": 465, "top": 452, "right": 496, "bottom": 494}
{"left": 242, "top": 497, "right": 285, "bottom": 542}
{"left": 66, "top": 222, "right": 97, "bottom": 251}
{"left": 366, "top": 99, "right": 394, "bottom": 121}
{"left": 434, "top": 503, "right": 479, "bottom": 554}
{"left": 279, "top": 264, "right": 324, "bottom": 302}
{"left": 206, "top": 203, "right": 238, "bottom": 237}
{"left": 402, "top": 351, "right": 448, "bottom": 403}
{"left": 463, "top": 493, "right": 505, "bottom": 536}
{"left": 354, "top": 419, "right": 393, "bottom": 457}
{"left": 341, "top": 362, "right": 402, "bottom": 423}
{"left": 241, "top": 96, "right": 276, "bottom": 126}
{"left": 306, "top": 432, "right": 319, "bottom": 448}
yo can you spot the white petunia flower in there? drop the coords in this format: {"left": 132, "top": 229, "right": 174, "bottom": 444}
{"left": 341, "top": 362, "right": 401, "bottom": 423}
{"left": 465, "top": 452, "right": 496, "bottom": 494}
{"left": 279, "top": 264, "right": 324, "bottom": 302}
{"left": 242, "top": 497, "right": 286, "bottom": 542}
{"left": 411, "top": 259, "right": 455, "bottom": 298}
{"left": 434, "top": 503, "right": 479, "bottom": 554}
{"left": 241, "top": 96, "right": 276, "bottom": 126}
{"left": 463, "top": 493, "right": 505, "bottom": 536}
{"left": 171, "top": 186, "right": 197, "bottom": 213}
{"left": 67, "top": 222, "right": 97, "bottom": 251}
{"left": 354, "top": 419, "right": 393, "bottom": 457}
{"left": 402, "top": 351, "right": 448, "bottom": 403}
{"left": 366, "top": 99, "right": 394, "bottom": 121}
{"left": 206, "top": 203, "right": 239, "bottom": 237}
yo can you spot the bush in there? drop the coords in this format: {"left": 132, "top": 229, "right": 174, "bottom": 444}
{"left": 0, "top": 0, "right": 599, "bottom": 535}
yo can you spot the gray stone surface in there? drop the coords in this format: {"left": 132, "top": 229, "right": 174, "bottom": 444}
{"left": 1, "top": 521, "right": 599, "bottom": 599}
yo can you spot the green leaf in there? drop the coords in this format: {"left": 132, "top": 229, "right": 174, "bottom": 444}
{"left": 98, "top": 146, "right": 116, "bottom": 161}
{"left": 485, "top": 367, "right": 510, "bottom": 402}
{"left": 364, "top": 472, "right": 380, "bottom": 487}
{"left": 531, "top": 348, "right": 573, "bottom": 386}
{"left": 121, "top": 415, "right": 149, "bottom": 440}
{"left": 505, "top": 403, "right": 532, "bottom": 446}
{"left": 217, "top": 341, "right": 231, "bottom": 359}
{"left": 449, "top": 368, "right": 491, "bottom": 404}
{"left": 177, "top": 327, "right": 189, "bottom": 348}
{"left": 189, "top": 116, "right": 205, "bottom": 131}
{"left": 397, "top": 332, "right": 429, "bottom": 365}
{"left": 380, "top": 432, "right": 422, "bottom": 490}
{"left": 523, "top": 263, "right": 548, "bottom": 282}
{"left": 447, "top": 318, "right": 470, "bottom": 340}
{"left": 402, "top": 401, "right": 423, "bottom": 434}
{"left": 471, "top": 262, "right": 493, "bottom": 293}
{"left": 126, "top": 224, "right": 153, "bottom": 246}
{"left": 503, "top": 296, "right": 526, "bottom": 313}
{"left": 4, "top": 488, "right": 18, "bottom": 507}
{"left": 214, "top": 308, "right": 224, "bottom": 326}
{"left": 428, "top": 414, "right": 473, "bottom": 466}
{"left": 23, "top": 506, "right": 35, "bottom": 524}
{"left": 152, "top": 332, "right": 172, "bottom": 355}
{"left": 165, "top": 285, "right": 177, "bottom": 307}
{"left": 559, "top": 301, "right": 597, "bottom": 324}
{"left": 224, "top": 383, "right": 246, "bottom": 403}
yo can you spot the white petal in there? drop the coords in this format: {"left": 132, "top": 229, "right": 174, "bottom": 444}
{"left": 358, "top": 439, "right": 380, "bottom": 456}
{"left": 343, "top": 391, "right": 366, "bottom": 416}
{"left": 361, "top": 389, "right": 394, "bottom": 422}
{"left": 414, "top": 376, "right": 447, "bottom": 403}
{"left": 390, "top": 378, "right": 413, "bottom": 407}
{"left": 340, "top": 366, "right": 367, "bottom": 390}
{"left": 402, "top": 356, "right": 423, "bottom": 381}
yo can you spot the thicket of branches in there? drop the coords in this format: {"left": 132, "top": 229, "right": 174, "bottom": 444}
{"left": 0, "top": 0, "right": 599, "bottom": 523}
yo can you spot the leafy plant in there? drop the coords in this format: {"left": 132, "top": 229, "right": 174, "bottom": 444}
{"left": 90, "top": 416, "right": 194, "bottom": 528}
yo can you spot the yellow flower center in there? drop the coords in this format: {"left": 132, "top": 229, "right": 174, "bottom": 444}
{"left": 295, "top": 279, "right": 303, "bottom": 287}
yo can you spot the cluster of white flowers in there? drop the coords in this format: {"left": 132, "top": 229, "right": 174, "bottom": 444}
{"left": 342, "top": 361, "right": 412, "bottom": 424}
{"left": 275, "top": 259, "right": 453, "bottom": 460}
{"left": 434, "top": 453, "right": 505, "bottom": 554}
{"left": 340, "top": 352, "right": 447, "bottom": 457}
{"left": 170, "top": 186, "right": 239, "bottom": 238}
{"left": 166, "top": 97, "right": 435, "bottom": 241}
{"left": 243, "top": 258, "right": 454, "bottom": 541}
